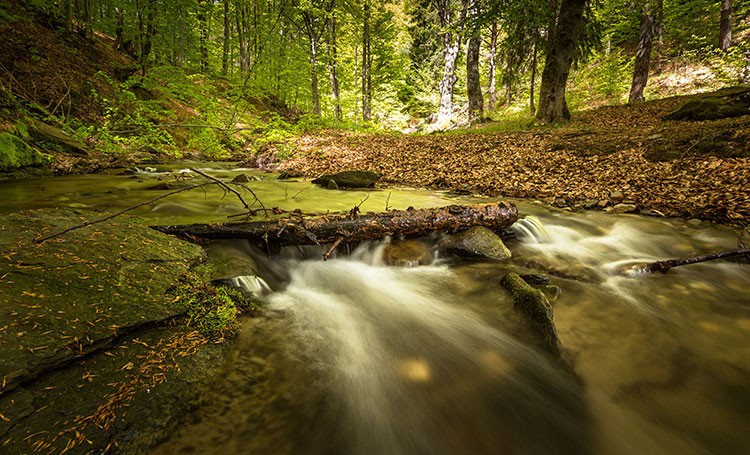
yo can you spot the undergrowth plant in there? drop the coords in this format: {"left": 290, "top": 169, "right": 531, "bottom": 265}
{"left": 170, "top": 276, "right": 256, "bottom": 340}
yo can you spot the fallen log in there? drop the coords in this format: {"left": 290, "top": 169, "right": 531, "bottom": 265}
{"left": 153, "top": 202, "right": 518, "bottom": 246}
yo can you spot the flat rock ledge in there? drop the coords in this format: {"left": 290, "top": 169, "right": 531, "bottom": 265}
{"left": 0, "top": 209, "right": 231, "bottom": 453}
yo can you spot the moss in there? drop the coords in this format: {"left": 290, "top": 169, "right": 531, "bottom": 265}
{"left": 0, "top": 132, "right": 50, "bottom": 171}
{"left": 170, "top": 276, "right": 257, "bottom": 340}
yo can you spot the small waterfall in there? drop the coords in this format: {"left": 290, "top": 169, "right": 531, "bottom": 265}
{"left": 511, "top": 215, "right": 551, "bottom": 243}
{"left": 265, "top": 249, "right": 592, "bottom": 455}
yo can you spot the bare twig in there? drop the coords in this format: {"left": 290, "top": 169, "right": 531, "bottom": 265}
{"left": 625, "top": 248, "right": 750, "bottom": 275}
{"left": 34, "top": 182, "right": 213, "bottom": 244}
{"left": 322, "top": 237, "right": 344, "bottom": 261}
{"left": 385, "top": 192, "right": 392, "bottom": 211}
{"left": 189, "top": 168, "right": 251, "bottom": 210}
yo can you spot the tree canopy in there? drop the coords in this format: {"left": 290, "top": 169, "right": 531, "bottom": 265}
{"left": 19, "top": 0, "right": 750, "bottom": 126}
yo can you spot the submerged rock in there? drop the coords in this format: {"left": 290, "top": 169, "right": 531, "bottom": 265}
{"left": 311, "top": 170, "right": 380, "bottom": 188}
{"left": 439, "top": 226, "right": 512, "bottom": 260}
{"left": 500, "top": 272, "right": 561, "bottom": 356}
{"left": 382, "top": 240, "right": 434, "bottom": 267}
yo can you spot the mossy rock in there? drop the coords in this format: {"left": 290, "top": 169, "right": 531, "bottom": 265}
{"left": 501, "top": 272, "right": 561, "bottom": 356}
{"left": 311, "top": 170, "right": 380, "bottom": 188}
{"left": 0, "top": 132, "right": 50, "bottom": 171}
{"left": 664, "top": 86, "right": 750, "bottom": 121}
{"left": 439, "top": 226, "right": 512, "bottom": 260}
{"left": 26, "top": 119, "right": 89, "bottom": 156}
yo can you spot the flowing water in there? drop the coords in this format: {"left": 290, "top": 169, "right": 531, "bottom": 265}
{"left": 2, "top": 165, "right": 749, "bottom": 454}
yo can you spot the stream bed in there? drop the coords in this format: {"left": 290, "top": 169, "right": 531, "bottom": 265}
{"left": 2, "top": 164, "right": 749, "bottom": 454}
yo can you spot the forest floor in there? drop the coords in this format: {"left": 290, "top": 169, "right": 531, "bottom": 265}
{"left": 279, "top": 95, "right": 750, "bottom": 226}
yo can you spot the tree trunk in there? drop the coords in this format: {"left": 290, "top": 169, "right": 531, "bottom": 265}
{"left": 362, "top": 1, "right": 372, "bottom": 121}
{"left": 487, "top": 21, "right": 498, "bottom": 112}
{"left": 719, "top": 0, "right": 733, "bottom": 51}
{"left": 153, "top": 202, "right": 519, "bottom": 247}
{"left": 465, "top": 0, "right": 483, "bottom": 122}
{"left": 530, "top": 42, "right": 538, "bottom": 116}
{"left": 628, "top": 2, "right": 655, "bottom": 104}
{"left": 535, "top": 0, "right": 587, "bottom": 124}
{"left": 302, "top": 11, "right": 322, "bottom": 116}
{"left": 222, "top": 0, "right": 230, "bottom": 75}
{"left": 328, "top": 14, "right": 342, "bottom": 121}
{"left": 198, "top": 0, "right": 210, "bottom": 74}
{"left": 436, "top": 0, "right": 466, "bottom": 125}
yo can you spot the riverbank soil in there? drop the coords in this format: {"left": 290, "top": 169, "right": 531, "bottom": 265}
{"left": 279, "top": 91, "right": 750, "bottom": 225}
{"left": 0, "top": 209, "right": 232, "bottom": 453}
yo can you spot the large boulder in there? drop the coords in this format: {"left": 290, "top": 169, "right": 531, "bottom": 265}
{"left": 311, "top": 170, "right": 380, "bottom": 188}
{"left": 439, "top": 226, "right": 512, "bottom": 260}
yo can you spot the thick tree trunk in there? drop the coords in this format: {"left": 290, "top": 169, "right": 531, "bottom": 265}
{"left": 436, "top": 0, "right": 466, "bottom": 125}
{"left": 720, "top": 0, "right": 733, "bottom": 51}
{"left": 628, "top": 2, "right": 655, "bottom": 104}
{"left": 466, "top": 35, "right": 483, "bottom": 122}
{"left": 535, "top": 0, "right": 587, "bottom": 124}
{"left": 153, "top": 202, "right": 519, "bottom": 247}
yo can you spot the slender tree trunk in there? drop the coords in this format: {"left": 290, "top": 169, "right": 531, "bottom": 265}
{"left": 66, "top": 0, "right": 73, "bottom": 31}
{"left": 222, "top": 0, "right": 230, "bottom": 75}
{"left": 328, "top": 14, "right": 342, "bottom": 121}
{"left": 309, "top": 36, "right": 322, "bottom": 115}
{"left": 465, "top": 1, "right": 483, "bottom": 122}
{"left": 535, "top": 0, "right": 587, "bottom": 124}
{"left": 628, "top": 1, "right": 655, "bottom": 104}
{"left": 197, "top": 0, "right": 210, "bottom": 74}
{"left": 487, "top": 21, "right": 498, "bottom": 112}
{"left": 720, "top": 0, "right": 733, "bottom": 51}
{"left": 530, "top": 42, "right": 538, "bottom": 116}
{"left": 362, "top": 1, "right": 371, "bottom": 121}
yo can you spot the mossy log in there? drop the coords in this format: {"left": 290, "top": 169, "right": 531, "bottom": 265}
{"left": 153, "top": 202, "right": 518, "bottom": 247}
{"left": 501, "top": 272, "right": 562, "bottom": 357}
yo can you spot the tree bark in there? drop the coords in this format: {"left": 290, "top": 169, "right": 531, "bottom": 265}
{"left": 153, "top": 202, "right": 519, "bottom": 246}
{"left": 436, "top": 0, "right": 466, "bottom": 125}
{"left": 362, "top": 1, "right": 372, "bottom": 121}
{"left": 487, "top": 21, "right": 499, "bottom": 112}
{"left": 535, "top": 0, "right": 587, "bottom": 124}
{"left": 328, "top": 13, "right": 342, "bottom": 121}
{"left": 465, "top": 0, "right": 483, "bottom": 122}
{"left": 719, "top": 0, "right": 732, "bottom": 51}
{"left": 197, "top": 0, "right": 210, "bottom": 74}
{"left": 628, "top": 1, "right": 656, "bottom": 104}
{"left": 222, "top": 0, "right": 230, "bottom": 75}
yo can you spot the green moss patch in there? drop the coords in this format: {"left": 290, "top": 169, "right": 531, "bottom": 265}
{"left": 0, "top": 132, "right": 49, "bottom": 171}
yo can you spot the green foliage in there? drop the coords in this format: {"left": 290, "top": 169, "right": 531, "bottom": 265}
{"left": 172, "top": 278, "right": 255, "bottom": 340}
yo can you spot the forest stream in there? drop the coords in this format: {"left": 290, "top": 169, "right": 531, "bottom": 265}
{"left": 1, "top": 164, "right": 750, "bottom": 454}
